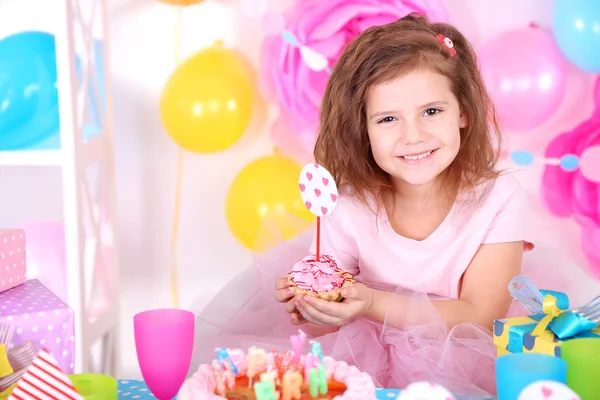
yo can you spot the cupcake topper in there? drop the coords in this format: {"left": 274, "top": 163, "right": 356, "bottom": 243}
{"left": 298, "top": 163, "right": 339, "bottom": 261}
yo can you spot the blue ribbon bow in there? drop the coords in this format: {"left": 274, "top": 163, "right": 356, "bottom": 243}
{"left": 509, "top": 276, "right": 598, "bottom": 340}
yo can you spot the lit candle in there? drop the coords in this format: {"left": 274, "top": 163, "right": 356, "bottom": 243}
{"left": 282, "top": 370, "right": 303, "bottom": 400}
{"left": 248, "top": 347, "right": 267, "bottom": 386}
{"left": 254, "top": 380, "right": 278, "bottom": 400}
{"left": 216, "top": 347, "right": 239, "bottom": 375}
{"left": 290, "top": 329, "right": 306, "bottom": 363}
{"left": 304, "top": 354, "right": 316, "bottom": 383}
{"left": 309, "top": 340, "right": 324, "bottom": 364}
{"left": 308, "top": 364, "right": 328, "bottom": 398}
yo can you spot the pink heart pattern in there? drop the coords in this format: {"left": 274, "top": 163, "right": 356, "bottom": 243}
{"left": 516, "top": 380, "right": 581, "bottom": 400}
{"left": 298, "top": 163, "right": 339, "bottom": 217}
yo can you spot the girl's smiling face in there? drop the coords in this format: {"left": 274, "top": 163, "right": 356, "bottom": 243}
{"left": 366, "top": 69, "right": 467, "bottom": 190}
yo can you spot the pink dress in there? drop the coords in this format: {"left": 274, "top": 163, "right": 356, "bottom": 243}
{"left": 190, "top": 173, "right": 596, "bottom": 396}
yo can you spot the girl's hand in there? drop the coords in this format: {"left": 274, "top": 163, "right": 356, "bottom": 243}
{"left": 274, "top": 277, "right": 307, "bottom": 325}
{"left": 295, "top": 283, "right": 373, "bottom": 326}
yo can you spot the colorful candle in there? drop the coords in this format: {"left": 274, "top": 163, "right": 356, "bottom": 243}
{"left": 248, "top": 347, "right": 267, "bottom": 386}
{"left": 261, "top": 370, "right": 278, "bottom": 387}
{"left": 290, "top": 329, "right": 306, "bottom": 363}
{"left": 254, "top": 380, "right": 278, "bottom": 400}
{"left": 309, "top": 340, "right": 324, "bottom": 364}
{"left": 304, "top": 354, "right": 316, "bottom": 383}
{"left": 216, "top": 347, "right": 239, "bottom": 374}
{"left": 308, "top": 364, "right": 328, "bottom": 398}
{"left": 282, "top": 370, "right": 303, "bottom": 400}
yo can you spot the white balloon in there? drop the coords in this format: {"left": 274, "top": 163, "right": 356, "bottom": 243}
{"left": 299, "top": 45, "right": 329, "bottom": 72}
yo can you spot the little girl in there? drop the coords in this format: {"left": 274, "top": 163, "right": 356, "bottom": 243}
{"left": 191, "top": 13, "right": 595, "bottom": 395}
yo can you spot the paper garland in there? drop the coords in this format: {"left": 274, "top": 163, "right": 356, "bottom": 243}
{"left": 509, "top": 145, "right": 600, "bottom": 183}
{"left": 281, "top": 31, "right": 331, "bottom": 74}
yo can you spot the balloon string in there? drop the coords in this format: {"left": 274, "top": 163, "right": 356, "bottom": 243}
{"left": 170, "top": 6, "right": 184, "bottom": 309}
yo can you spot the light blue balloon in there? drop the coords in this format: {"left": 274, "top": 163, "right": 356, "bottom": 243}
{"left": 553, "top": 0, "right": 600, "bottom": 72}
{"left": 0, "top": 31, "right": 59, "bottom": 150}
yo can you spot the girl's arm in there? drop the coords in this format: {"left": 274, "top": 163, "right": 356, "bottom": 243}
{"left": 364, "top": 240, "right": 524, "bottom": 329}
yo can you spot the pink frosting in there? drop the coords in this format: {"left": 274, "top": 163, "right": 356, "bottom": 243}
{"left": 290, "top": 255, "right": 346, "bottom": 292}
{"left": 179, "top": 349, "right": 376, "bottom": 400}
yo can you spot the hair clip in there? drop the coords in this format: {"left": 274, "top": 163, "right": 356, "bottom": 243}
{"left": 436, "top": 34, "right": 456, "bottom": 57}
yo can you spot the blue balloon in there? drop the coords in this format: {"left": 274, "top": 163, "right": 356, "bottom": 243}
{"left": 0, "top": 31, "right": 60, "bottom": 150}
{"left": 553, "top": 0, "right": 600, "bottom": 72}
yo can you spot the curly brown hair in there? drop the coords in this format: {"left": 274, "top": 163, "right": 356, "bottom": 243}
{"left": 314, "top": 13, "right": 501, "bottom": 210}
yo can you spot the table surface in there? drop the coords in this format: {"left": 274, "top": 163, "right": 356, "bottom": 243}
{"left": 118, "top": 380, "right": 495, "bottom": 399}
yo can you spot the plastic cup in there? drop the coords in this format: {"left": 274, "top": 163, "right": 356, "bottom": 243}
{"left": 68, "top": 374, "right": 117, "bottom": 400}
{"left": 134, "top": 309, "right": 194, "bottom": 400}
{"left": 496, "top": 353, "right": 567, "bottom": 400}
{"left": 560, "top": 338, "right": 600, "bottom": 399}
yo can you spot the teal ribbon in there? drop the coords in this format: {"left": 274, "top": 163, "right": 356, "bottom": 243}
{"left": 507, "top": 276, "right": 599, "bottom": 352}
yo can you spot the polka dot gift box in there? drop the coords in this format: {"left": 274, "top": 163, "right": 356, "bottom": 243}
{"left": 0, "top": 230, "right": 26, "bottom": 294}
{"left": 0, "top": 280, "right": 75, "bottom": 374}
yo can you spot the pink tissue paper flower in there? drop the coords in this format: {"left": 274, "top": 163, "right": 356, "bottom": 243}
{"left": 259, "top": 0, "right": 449, "bottom": 154}
{"left": 541, "top": 77, "right": 600, "bottom": 277}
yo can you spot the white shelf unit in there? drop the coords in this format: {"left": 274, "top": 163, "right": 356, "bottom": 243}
{"left": 0, "top": 0, "right": 119, "bottom": 375}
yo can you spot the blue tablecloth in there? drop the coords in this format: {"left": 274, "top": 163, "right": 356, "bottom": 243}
{"left": 118, "top": 380, "right": 494, "bottom": 399}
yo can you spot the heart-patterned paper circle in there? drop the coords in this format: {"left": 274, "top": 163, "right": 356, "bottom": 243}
{"left": 298, "top": 163, "right": 338, "bottom": 217}
{"left": 397, "top": 381, "right": 456, "bottom": 400}
{"left": 518, "top": 381, "right": 580, "bottom": 400}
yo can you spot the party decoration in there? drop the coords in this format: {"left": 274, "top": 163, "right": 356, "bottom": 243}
{"left": 479, "top": 24, "right": 567, "bottom": 131}
{"left": 553, "top": 0, "right": 600, "bottom": 73}
{"left": 260, "top": 0, "right": 448, "bottom": 151}
{"left": 299, "top": 163, "right": 338, "bottom": 261}
{"left": 310, "top": 340, "right": 324, "bottom": 363}
{"left": 494, "top": 276, "right": 600, "bottom": 357}
{"left": 580, "top": 145, "right": 600, "bottom": 182}
{"left": 518, "top": 380, "right": 580, "bottom": 400}
{"left": 290, "top": 329, "right": 306, "bottom": 363}
{"left": 308, "top": 364, "right": 327, "bottom": 397}
{"left": 225, "top": 155, "right": 315, "bottom": 252}
{"left": 281, "top": 371, "right": 302, "bottom": 400}
{"left": 0, "top": 31, "right": 60, "bottom": 150}
{"left": 397, "top": 381, "right": 456, "bottom": 400}
{"left": 216, "top": 348, "right": 238, "bottom": 375}
{"left": 281, "top": 31, "right": 330, "bottom": 73}
{"left": 9, "top": 348, "right": 82, "bottom": 400}
{"left": 159, "top": 0, "right": 204, "bottom": 5}
{"left": 541, "top": 76, "right": 600, "bottom": 278}
{"left": 160, "top": 41, "right": 254, "bottom": 153}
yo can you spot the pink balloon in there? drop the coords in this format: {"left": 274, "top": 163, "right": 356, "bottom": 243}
{"left": 479, "top": 25, "right": 567, "bottom": 131}
{"left": 20, "top": 221, "right": 67, "bottom": 303}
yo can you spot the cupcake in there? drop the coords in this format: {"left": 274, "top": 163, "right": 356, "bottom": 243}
{"left": 287, "top": 255, "right": 355, "bottom": 302}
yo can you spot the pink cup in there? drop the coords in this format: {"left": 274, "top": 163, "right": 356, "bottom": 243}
{"left": 134, "top": 309, "right": 194, "bottom": 399}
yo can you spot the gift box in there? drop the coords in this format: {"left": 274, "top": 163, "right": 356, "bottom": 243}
{"left": 0, "top": 279, "right": 74, "bottom": 373}
{"left": 494, "top": 276, "right": 600, "bottom": 357}
{"left": 0, "top": 231, "right": 26, "bottom": 294}
{"left": 493, "top": 316, "right": 600, "bottom": 357}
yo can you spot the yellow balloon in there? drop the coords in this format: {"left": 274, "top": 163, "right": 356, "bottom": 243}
{"left": 160, "top": 42, "right": 254, "bottom": 153}
{"left": 226, "top": 155, "right": 316, "bottom": 252}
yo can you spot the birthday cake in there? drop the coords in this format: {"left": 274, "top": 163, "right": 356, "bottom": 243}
{"left": 178, "top": 342, "right": 375, "bottom": 399}
{"left": 288, "top": 255, "right": 355, "bottom": 302}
